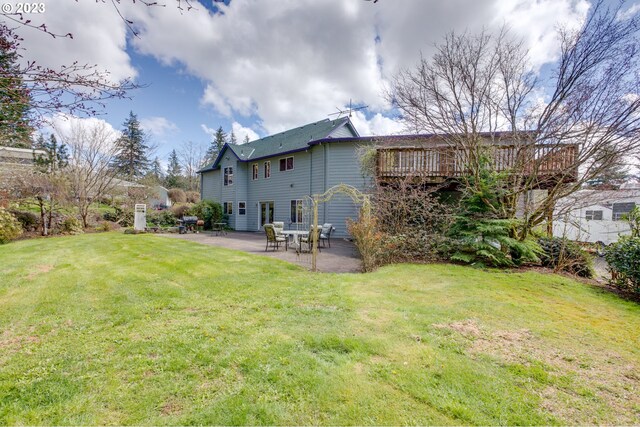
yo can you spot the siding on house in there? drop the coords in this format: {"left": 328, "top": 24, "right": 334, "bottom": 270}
{"left": 324, "top": 141, "right": 369, "bottom": 237}
{"left": 201, "top": 169, "right": 221, "bottom": 202}
{"left": 199, "top": 118, "right": 366, "bottom": 236}
{"left": 219, "top": 150, "right": 239, "bottom": 229}
{"left": 246, "top": 150, "right": 313, "bottom": 231}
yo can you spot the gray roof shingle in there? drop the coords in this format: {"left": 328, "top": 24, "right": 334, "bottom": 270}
{"left": 199, "top": 117, "right": 352, "bottom": 171}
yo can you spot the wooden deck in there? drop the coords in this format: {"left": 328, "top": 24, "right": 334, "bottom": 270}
{"left": 376, "top": 143, "right": 578, "bottom": 186}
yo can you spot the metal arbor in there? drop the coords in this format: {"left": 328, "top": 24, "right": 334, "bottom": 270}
{"left": 304, "top": 184, "right": 370, "bottom": 272}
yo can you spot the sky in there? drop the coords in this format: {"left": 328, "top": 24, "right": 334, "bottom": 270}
{"left": 6, "top": 0, "right": 605, "bottom": 164}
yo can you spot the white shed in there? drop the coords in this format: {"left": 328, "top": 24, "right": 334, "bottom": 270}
{"left": 553, "top": 190, "right": 639, "bottom": 245}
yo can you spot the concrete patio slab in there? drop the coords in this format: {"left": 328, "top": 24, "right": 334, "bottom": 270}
{"left": 158, "top": 231, "right": 362, "bottom": 273}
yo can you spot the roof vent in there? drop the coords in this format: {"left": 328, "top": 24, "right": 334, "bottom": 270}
{"left": 279, "top": 142, "right": 283, "bottom": 149}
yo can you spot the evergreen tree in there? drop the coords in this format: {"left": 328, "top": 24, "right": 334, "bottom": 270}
{"left": 34, "top": 133, "right": 69, "bottom": 172}
{"left": 204, "top": 125, "right": 227, "bottom": 165}
{"left": 0, "top": 30, "right": 32, "bottom": 148}
{"left": 243, "top": 134, "right": 250, "bottom": 144}
{"left": 215, "top": 126, "right": 227, "bottom": 149}
{"left": 112, "top": 111, "right": 149, "bottom": 180}
{"left": 148, "top": 156, "right": 164, "bottom": 182}
{"left": 165, "top": 149, "right": 183, "bottom": 188}
{"left": 229, "top": 130, "right": 237, "bottom": 144}
{"left": 586, "top": 143, "right": 629, "bottom": 189}
{"left": 34, "top": 134, "right": 46, "bottom": 149}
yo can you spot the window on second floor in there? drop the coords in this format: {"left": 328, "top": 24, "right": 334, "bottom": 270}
{"left": 224, "top": 167, "right": 233, "bottom": 186}
{"left": 252, "top": 163, "right": 258, "bottom": 180}
{"left": 264, "top": 161, "right": 271, "bottom": 178}
{"left": 279, "top": 156, "right": 294, "bottom": 172}
{"left": 585, "top": 210, "right": 603, "bottom": 221}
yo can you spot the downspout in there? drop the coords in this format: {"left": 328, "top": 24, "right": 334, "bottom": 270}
{"left": 309, "top": 148, "right": 313, "bottom": 198}
{"left": 323, "top": 143, "right": 328, "bottom": 221}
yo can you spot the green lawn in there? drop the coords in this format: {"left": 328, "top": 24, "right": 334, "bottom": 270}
{"left": 0, "top": 233, "right": 639, "bottom": 425}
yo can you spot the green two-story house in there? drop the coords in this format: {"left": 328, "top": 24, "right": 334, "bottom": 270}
{"left": 198, "top": 117, "right": 368, "bottom": 237}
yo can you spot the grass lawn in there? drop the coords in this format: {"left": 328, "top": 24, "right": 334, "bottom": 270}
{"left": 0, "top": 233, "right": 639, "bottom": 425}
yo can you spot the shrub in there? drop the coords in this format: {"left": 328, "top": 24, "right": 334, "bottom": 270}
{"left": 347, "top": 211, "right": 383, "bottom": 273}
{"left": 605, "top": 236, "right": 640, "bottom": 294}
{"left": 0, "top": 208, "right": 23, "bottom": 244}
{"left": 538, "top": 237, "right": 594, "bottom": 278}
{"left": 185, "top": 191, "right": 200, "bottom": 203}
{"left": 382, "top": 231, "right": 452, "bottom": 263}
{"left": 147, "top": 210, "right": 178, "bottom": 227}
{"left": 448, "top": 217, "right": 542, "bottom": 268}
{"left": 124, "top": 228, "right": 145, "bottom": 235}
{"left": 103, "top": 207, "right": 134, "bottom": 227}
{"left": 167, "top": 188, "right": 187, "bottom": 204}
{"left": 61, "top": 216, "right": 84, "bottom": 235}
{"left": 170, "top": 203, "right": 193, "bottom": 219}
{"left": 9, "top": 210, "right": 39, "bottom": 231}
{"left": 189, "top": 200, "right": 222, "bottom": 230}
{"left": 95, "top": 221, "right": 113, "bottom": 232}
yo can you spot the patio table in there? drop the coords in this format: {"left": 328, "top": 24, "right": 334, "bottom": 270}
{"left": 212, "top": 222, "right": 227, "bottom": 236}
{"left": 280, "top": 230, "right": 309, "bottom": 250}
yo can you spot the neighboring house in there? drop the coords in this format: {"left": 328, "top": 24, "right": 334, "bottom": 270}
{"left": 150, "top": 186, "right": 172, "bottom": 209}
{"left": 0, "top": 146, "right": 46, "bottom": 170}
{"left": 199, "top": 118, "right": 578, "bottom": 237}
{"left": 110, "top": 178, "right": 172, "bottom": 209}
{"left": 553, "top": 189, "right": 640, "bottom": 245}
{"left": 0, "top": 146, "right": 47, "bottom": 204}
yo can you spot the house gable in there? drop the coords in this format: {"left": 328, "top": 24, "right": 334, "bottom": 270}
{"left": 198, "top": 117, "right": 355, "bottom": 173}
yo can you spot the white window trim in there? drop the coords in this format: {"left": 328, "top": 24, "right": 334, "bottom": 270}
{"left": 280, "top": 156, "right": 294, "bottom": 172}
{"left": 224, "top": 201, "right": 233, "bottom": 215}
{"left": 264, "top": 160, "right": 271, "bottom": 179}
{"left": 224, "top": 166, "right": 234, "bottom": 186}
{"left": 252, "top": 163, "right": 258, "bottom": 181}
{"left": 238, "top": 201, "right": 246, "bottom": 215}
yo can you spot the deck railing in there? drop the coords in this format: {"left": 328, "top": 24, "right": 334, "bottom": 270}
{"left": 376, "top": 144, "right": 578, "bottom": 183}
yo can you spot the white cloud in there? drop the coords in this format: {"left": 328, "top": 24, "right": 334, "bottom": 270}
{"left": 44, "top": 113, "right": 120, "bottom": 140}
{"left": 231, "top": 122, "right": 260, "bottom": 144}
{"left": 492, "top": 0, "right": 590, "bottom": 68}
{"left": 17, "top": 0, "right": 595, "bottom": 136}
{"left": 140, "top": 116, "right": 178, "bottom": 138}
{"left": 9, "top": 0, "right": 136, "bottom": 82}
{"left": 201, "top": 124, "right": 217, "bottom": 140}
{"left": 350, "top": 112, "right": 405, "bottom": 136}
{"left": 125, "top": 0, "right": 591, "bottom": 132}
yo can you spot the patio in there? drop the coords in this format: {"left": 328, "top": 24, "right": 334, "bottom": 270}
{"left": 159, "top": 231, "right": 362, "bottom": 273}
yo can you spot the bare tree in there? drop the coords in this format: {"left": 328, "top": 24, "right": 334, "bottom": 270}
{"left": 0, "top": 23, "right": 138, "bottom": 130}
{"left": 178, "top": 141, "right": 206, "bottom": 192}
{"left": 389, "top": 1, "right": 640, "bottom": 239}
{"left": 61, "top": 121, "right": 120, "bottom": 228}
{"left": 14, "top": 171, "right": 68, "bottom": 235}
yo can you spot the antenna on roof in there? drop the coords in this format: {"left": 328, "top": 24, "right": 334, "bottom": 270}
{"left": 328, "top": 99, "right": 368, "bottom": 118}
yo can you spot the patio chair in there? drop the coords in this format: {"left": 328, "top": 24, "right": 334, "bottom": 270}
{"left": 320, "top": 223, "right": 335, "bottom": 248}
{"left": 272, "top": 221, "right": 284, "bottom": 236}
{"left": 263, "top": 224, "right": 287, "bottom": 251}
{"left": 299, "top": 225, "right": 322, "bottom": 253}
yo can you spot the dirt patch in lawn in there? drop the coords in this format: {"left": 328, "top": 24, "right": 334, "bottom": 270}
{"left": 160, "top": 398, "right": 183, "bottom": 416}
{"left": 433, "top": 319, "right": 482, "bottom": 338}
{"left": 434, "top": 319, "right": 640, "bottom": 424}
{"left": 26, "top": 264, "right": 54, "bottom": 280}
